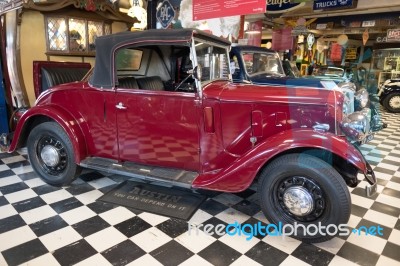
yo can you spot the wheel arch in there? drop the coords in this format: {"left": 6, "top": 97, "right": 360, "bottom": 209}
{"left": 257, "top": 152, "right": 351, "bottom": 243}
{"left": 382, "top": 91, "right": 400, "bottom": 112}
{"left": 256, "top": 147, "right": 360, "bottom": 188}
{"left": 9, "top": 106, "right": 88, "bottom": 163}
{"left": 380, "top": 84, "right": 400, "bottom": 100}
{"left": 193, "top": 129, "right": 368, "bottom": 192}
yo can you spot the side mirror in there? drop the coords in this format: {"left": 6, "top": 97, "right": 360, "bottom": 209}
{"left": 193, "top": 65, "right": 202, "bottom": 80}
{"left": 230, "top": 62, "right": 236, "bottom": 74}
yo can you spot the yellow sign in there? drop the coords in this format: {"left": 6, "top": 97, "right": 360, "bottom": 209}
{"left": 346, "top": 48, "right": 357, "bottom": 60}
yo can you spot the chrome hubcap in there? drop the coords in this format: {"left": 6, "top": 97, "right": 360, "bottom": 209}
{"left": 40, "top": 145, "right": 60, "bottom": 167}
{"left": 389, "top": 96, "right": 400, "bottom": 109}
{"left": 282, "top": 186, "right": 314, "bottom": 216}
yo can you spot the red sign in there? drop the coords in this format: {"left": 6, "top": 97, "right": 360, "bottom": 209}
{"left": 247, "top": 21, "right": 263, "bottom": 47}
{"left": 387, "top": 29, "right": 400, "bottom": 41}
{"left": 330, "top": 43, "right": 342, "bottom": 62}
{"left": 193, "top": 0, "right": 266, "bottom": 21}
{"left": 271, "top": 28, "right": 294, "bottom": 51}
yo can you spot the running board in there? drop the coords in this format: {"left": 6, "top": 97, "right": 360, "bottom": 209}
{"left": 80, "top": 157, "right": 197, "bottom": 189}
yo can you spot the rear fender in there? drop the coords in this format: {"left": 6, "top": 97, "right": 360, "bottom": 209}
{"left": 193, "top": 129, "right": 369, "bottom": 192}
{"left": 9, "top": 105, "right": 87, "bottom": 163}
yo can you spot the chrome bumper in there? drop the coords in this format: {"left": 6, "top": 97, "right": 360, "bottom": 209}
{"left": 0, "top": 133, "right": 11, "bottom": 152}
{"left": 364, "top": 161, "right": 377, "bottom": 197}
{"left": 366, "top": 182, "right": 377, "bottom": 197}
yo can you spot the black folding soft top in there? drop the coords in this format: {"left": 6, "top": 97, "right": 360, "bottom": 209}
{"left": 90, "top": 28, "right": 231, "bottom": 89}
{"left": 231, "top": 45, "right": 277, "bottom": 54}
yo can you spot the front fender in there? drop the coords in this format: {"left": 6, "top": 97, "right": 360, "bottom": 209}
{"left": 193, "top": 129, "right": 370, "bottom": 192}
{"left": 9, "top": 105, "right": 87, "bottom": 163}
{"left": 380, "top": 84, "right": 400, "bottom": 101}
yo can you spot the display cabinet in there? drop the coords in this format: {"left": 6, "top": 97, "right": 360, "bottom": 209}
{"left": 370, "top": 47, "right": 400, "bottom": 86}
{"left": 378, "top": 56, "right": 400, "bottom": 84}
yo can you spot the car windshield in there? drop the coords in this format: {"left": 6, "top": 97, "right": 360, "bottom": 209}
{"left": 282, "top": 60, "right": 300, "bottom": 78}
{"left": 194, "top": 40, "right": 230, "bottom": 83}
{"left": 241, "top": 51, "right": 285, "bottom": 76}
{"left": 312, "top": 67, "right": 344, "bottom": 77}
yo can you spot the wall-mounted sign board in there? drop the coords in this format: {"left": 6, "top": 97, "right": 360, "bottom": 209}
{"left": 193, "top": 0, "right": 265, "bottom": 21}
{"left": 345, "top": 48, "right": 357, "bottom": 60}
{"left": 266, "top": 0, "right": 305, "bottom": 13}
{"left": 387, "top": 29, "right": 400, "bottom": 42}
{"left": 313, "top": 0, "right": 357, "bottom": 11}
{"left": 156, "top": 0, "right": 176, "bottom": 29}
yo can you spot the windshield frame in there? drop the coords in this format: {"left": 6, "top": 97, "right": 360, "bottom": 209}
{"left": 312, "top": 66, "right": 345, "bottom": 78}
{"left": 191, "top": 37, "right": 231, "bottom": 97}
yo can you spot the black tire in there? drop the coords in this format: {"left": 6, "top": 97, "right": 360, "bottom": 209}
{"left": 27, "top": 122, "right": 82, "bottom": 186}
{"left": 259, "top": 153, "right": 351, "bottom": 243}
{"left": 382, "top": 92, "right": 400, "bottom": 113}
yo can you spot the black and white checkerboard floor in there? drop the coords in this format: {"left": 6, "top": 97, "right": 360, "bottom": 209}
{"left": 0, "top": 110, "right": 399, "bottom": 266}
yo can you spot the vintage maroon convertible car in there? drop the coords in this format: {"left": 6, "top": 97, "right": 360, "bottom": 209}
{"left": 3, "top": 29, "right": 377, "bottom": 242}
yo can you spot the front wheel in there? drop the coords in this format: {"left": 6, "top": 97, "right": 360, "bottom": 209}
{"left": 382, "top": 92, "right": 400, "bottom": 113}
{"left": 27, "top": 122, "right": 81, "bottom": 186}
{"left": 259, "top": 154, "right": 351, "bottom": 243}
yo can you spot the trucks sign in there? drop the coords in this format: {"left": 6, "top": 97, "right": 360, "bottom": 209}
{"left": 313, "top": 0, "right": 357, "bottom": 11}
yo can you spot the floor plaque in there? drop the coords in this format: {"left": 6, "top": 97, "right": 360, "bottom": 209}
{"left": 98, "top": 180, "right": 207, "bottom": 220}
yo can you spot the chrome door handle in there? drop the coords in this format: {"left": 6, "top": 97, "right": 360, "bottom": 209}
{"left": 116, "top": 102, "right": 127, "bottom": 110}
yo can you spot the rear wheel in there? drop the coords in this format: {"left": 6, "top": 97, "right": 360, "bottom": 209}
{"left": 259, "top": 153, "right": 351, "bottom": 243}
{"left": 27, "top": 122, "right": 81, "bottom": 186}
{"left": 383, "top": 92, "right": 400, "bottom": 113}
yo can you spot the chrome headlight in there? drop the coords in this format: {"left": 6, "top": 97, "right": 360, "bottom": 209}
{"left": 355, "top": 88, "right": 369, "bottom": 109}
{"left": 340, "top": 111, "right": 370, "bottom": 141}
{"left": 346, "top": 112, "right": 370, "bottom": 134}
{"left": 338, "top": 81, "right": 356, "bottom": 92}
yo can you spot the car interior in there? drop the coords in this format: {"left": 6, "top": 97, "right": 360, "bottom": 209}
{"left": 115, "top": 45, "right": 196, "bottom": 92}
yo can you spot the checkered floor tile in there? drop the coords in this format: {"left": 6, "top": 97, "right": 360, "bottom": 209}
{"left": 0, "top": 110, "right": 399, "bottom": 266}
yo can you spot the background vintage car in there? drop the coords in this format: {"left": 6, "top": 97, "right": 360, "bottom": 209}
{"left": 378, "top": 78, "right": 400, "bottom": 112}
{"left": 310, "top": 66, "right": 355, "bottom": 84}
{"left": 308, "top": 65, "right": 387, "bottom": 128}
{"left": 4, "top": 29, "right": 377, "bottom": 243}
{"left": 230, "top": 45, "right": 386, "bottom": 136}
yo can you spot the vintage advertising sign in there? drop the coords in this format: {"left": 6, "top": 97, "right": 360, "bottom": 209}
{"left": 313, "top": 0, "right": 357, "bottom": 11}
{"left": 387, "top": 29, "right": 400, "bottom": 42}
{"left": 330, "top": 43, "right": 342, "bottom": 61}
{"left": 362, "top": 20, "right": 375, "bottom": 27}
{"left": 266, "top": 0, "right": 305, "bottom": 13}
{"left": 192, "top": 0, "right": 265, "bottom": 21}
{"left": 157, "top": 0, "right": 176, "bottom": 29}
{"left": 345, "top": 48, "right": 357, "bottom": 60}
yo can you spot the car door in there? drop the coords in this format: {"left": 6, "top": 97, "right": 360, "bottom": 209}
{"left": 113, "top": 45, "right": 201, "bottom": 171}
{"left": 76, "top": 87, "right": 119, "bottom": 159}
{"left": 115, "top": 88, "right": 200, "bottom": 171}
